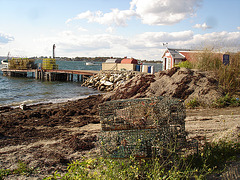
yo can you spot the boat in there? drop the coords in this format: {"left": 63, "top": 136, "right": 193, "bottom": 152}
{"left": 0, "top": 59, "right": 8, "bottom": 70}
{"left": 1, "top": 52, "right": 10, "bottom": 69}
{"left": 1, "top": 59, "right": 8, "bottom": 65}
{"left": 86, "top": 62, "right": 98, "bottom": 66}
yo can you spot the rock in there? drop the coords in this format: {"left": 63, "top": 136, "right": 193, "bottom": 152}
{"left": 82, "top": 70, "right": 141, "bottom": 92}
{"left": 20, "top": 104, "right": 27, "bottom": 110}
{"left": 103, "top": 81, "right": 113, "bottom": 86}
{"left": 109, "top": 76, "right": 114, "bottom": 82}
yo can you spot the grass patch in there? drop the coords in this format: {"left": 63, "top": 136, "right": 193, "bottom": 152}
{"left": 0, "top": 161, "right": 35, "bottom": 180}
{"left": 212, "top": 93, "right": 240, "bottom": 108}
{"left": 186, "top": 98, "right": 201, "bottom": 109}
{"left": 44, "top": 140, "right": 240, "bottom": 180}
{"left": 176, "top": 60, "right": 193, "bottom": 69}
{"left": 192, "top": 50, "right": 240, "bottom": 95}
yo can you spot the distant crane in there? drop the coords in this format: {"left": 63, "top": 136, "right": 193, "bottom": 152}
{"left": 53, "top": 44, "right": 56, "bottom": 58}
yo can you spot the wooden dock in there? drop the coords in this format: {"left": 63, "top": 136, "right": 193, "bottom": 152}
{"left": 1, "top": 69, "right": 99, "bottom": 82}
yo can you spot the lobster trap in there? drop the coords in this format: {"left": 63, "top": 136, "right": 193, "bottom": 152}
{"left": 99, "top": 96, "right": 187, "bottom": 158}
{"left": 8, "top": 58, "right": 37, "bottom": 70}
{"left": 42, "top": 58, "right": 58, "bottom": 70}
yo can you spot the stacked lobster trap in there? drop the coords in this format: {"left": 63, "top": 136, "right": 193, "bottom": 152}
{"left": 99, "top": 96, "right": 187, "bottom": 158}
{"left": 8, "top": 58, "right": 37, "bottom": 70}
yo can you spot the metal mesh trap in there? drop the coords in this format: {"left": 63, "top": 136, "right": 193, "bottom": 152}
{"left": 99, "top": 96, "right": 187, "bottom": 158}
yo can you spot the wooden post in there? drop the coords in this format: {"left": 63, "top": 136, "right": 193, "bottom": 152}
{"left": 67, "top": 74, "right": 70, "bottom": 81}
{"left": 41, "top": 70, "right": 44, "bottom": 80}
{"left": 35, "top": 69, "right": 38, "bottom": 79}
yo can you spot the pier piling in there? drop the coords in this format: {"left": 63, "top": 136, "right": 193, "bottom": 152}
{"left": 2, "top": 69, "right": 98, "bottom": 82}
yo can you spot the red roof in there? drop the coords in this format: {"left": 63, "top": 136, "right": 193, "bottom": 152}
{"left": 121, "top": 58, "right": 138, "bottom": 64}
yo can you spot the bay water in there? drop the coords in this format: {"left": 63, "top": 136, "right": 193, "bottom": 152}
{"left": 0, "top": 60, "right": 102, "bottom": 107}
{"left": 0, "top": 59, "right": 162, "bottom": 107}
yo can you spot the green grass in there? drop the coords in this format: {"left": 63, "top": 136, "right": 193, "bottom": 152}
{"left": 0, "top": 161, "right": 35, "bottom": 180}
{"left": 186, "top": 98, "right": 201, "bottom": 109}
{"left": 177, "top": 60, "right": 193, "bottom": 69}
{"left": 185, "top": 94, "right": 240, "bottom": 109}
{"left": 43, "top": 140, "right": 240, "bottom": 180}
{"left": 212, "top": 93, "right": 240, "bottom": 108}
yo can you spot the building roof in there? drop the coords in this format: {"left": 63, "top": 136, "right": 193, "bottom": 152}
{"left": 167, "top": 48, "right": 186, "bottom": 59}
{"left": 121, "top": 58, "right": 138, "bottom": 64}
{"left": 162, "top": 48, "right": 202, "bottom": 60}
{"left": 106, "top": 59, "right": 121, "bottom": 63}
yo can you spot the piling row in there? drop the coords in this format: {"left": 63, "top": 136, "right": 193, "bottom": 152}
{"left": 2, "top": 69, "right": 96, "bottom": 82}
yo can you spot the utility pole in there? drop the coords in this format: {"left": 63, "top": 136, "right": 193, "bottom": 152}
{"left": 53, "top": 44, "right": 56, "bottom": 58}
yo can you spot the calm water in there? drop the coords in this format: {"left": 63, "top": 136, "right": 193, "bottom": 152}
{"left": 0, "top": 59, "right": 162, "bottom": 107}
{"left": 0, "top": 60, "right": 102, "bottom": 107}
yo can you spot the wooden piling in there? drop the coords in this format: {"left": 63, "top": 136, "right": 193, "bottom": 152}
{"left": 1, "top": 69, "right": 98, "bottom": 82}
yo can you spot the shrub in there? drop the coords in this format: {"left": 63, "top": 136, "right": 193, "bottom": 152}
{"left": 43, "top": 141, "right": 240, "bottom": 180}
{"left": 177, "top": 60, "right": 193, "bottom": 69}
{"left": 212, "top": 93, "right": 240, "bottom": 108}
{"left": 186, "top": 98, "right": 201, "bottom": 108}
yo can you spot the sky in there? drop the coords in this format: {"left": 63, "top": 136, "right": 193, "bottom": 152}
{"left": 0, "top": 0, "right": 239, "bottom": 60}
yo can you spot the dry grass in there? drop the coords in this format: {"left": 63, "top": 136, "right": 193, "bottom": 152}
{"left": 191, "top": 49, "right": 240, "bottom": 95}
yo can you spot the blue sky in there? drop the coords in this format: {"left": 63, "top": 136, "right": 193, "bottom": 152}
{"left": 0, "top": 0, "right": 239, "bottom": 60}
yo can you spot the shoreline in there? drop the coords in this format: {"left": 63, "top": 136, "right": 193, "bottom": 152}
{"left": 0, "top": 92, "right": 103, "bottom": 109}
{"left": 0, "top": 94, "right": 239, "bottom": 179}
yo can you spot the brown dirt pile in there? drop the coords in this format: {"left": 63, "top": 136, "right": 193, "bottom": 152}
{"left": 103, "top": 67, "right": 223, "bottom": 105}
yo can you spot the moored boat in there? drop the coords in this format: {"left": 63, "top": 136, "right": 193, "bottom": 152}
{"left": 86, "top": 62, "right": 99, "bottom": 66}
{"left": 86, "top": 62, "right": 94, "bottom": 65}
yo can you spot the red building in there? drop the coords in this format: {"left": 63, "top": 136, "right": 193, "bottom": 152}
{"left": 121, "top": 57, "right": 138, "bottom": 64}
{"left": 162, "top": 48, "right": 196, "bottom": 70}
{"left": 162, "top": 48, "right": 228, "bottom": 70}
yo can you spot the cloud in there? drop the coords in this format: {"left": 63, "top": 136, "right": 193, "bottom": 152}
{"left": 106, "top": 27, "right": 115, "bottom": 33}
{"left": 67, "top": 0, "right": 202, "bottom": 27}
{"left": 127, "top": 31, "right": 194, "bottom": 49}
{"left": 193, "top": 22, "right": 211, "bottom": 30}
{"left": 126, "top": 30, "right": 240, "bottom": 53}
{"left": 132, "top": 0, "right": 202, "bottom": 25}
{"left": 237, "top": 27, "right": 240, "bottom": 30}
{"left": 0, "top": 32, "right": 14, "bottom": 44}
{"left": 33, "top": 30, "right": 240, "bottom": 59}
{"left": 66, "top": 9, "right": 136, "bottom": 27}
{"left": 78, "top": 27, "right": 88, "bottom": 32}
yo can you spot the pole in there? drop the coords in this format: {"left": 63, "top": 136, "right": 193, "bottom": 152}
{"left": 53, "top": 44, "right": 56, "bottom": 58}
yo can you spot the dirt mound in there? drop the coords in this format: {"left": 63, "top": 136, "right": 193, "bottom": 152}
{"left": 103, "top": 67, "right": 223, "bottom": 105}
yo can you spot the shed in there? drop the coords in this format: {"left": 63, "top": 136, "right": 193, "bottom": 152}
{"left": 106, "top": 59, "right": 121, "bottom": 63}
{"left": 121, "top": 58, "right": 138, "bottom": 64}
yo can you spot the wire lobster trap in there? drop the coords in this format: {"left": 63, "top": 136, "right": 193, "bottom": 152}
{"left": 8, "top": 58, "right": 36, "bottom": 70}
{"left": 99, "top": 96, "right": 186, "bottom": 131}
{"left": 99, "top": 96, "right": 187, "bottom": 158}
